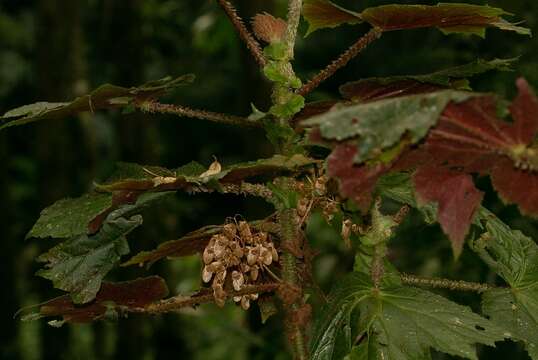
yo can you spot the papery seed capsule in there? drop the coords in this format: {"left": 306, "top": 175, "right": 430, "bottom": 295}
{"left": 233, "top": 296, "right": 242, "bottom": 302}
{"left": 203, "top": 247, "right": 215, "bottom": 265}
{"left": 202, "top": 266, "right": 213, "bottom": 283}
{"left": 207, "top": 261, "right": 223, "bottom": 273}
{"left": 258, "top": 232, "right": 268, "bottom": 243}
{"left": 249, "top": 293, "right": 259, "bottom": 301}
{"left": 223, "top": 223, "right": 237, "bottom": 239}
{"left": 232, "top": 270, "right": 244, "bottom": 291}
{"left": 240, "top": 296, "right": 250, "bottom": 310}
{"left": 215, "top": 269, "right": 227, "bottom": 284}
{"left": 270, "top": 245, "right": 279, "bottom": 262}
{"left": 240, "top": 263, "right": 250, "bottom": 274}
{"left": 297, "top": 198, "right": 309, "bottom": 218}
{"left": 260, "top": 247, "right": 272, "bottom": 265}
{"left": 213, "top": 243, "right": 226, "bottom": 258}
{"left": 341, "top": 219, "right": 352, "bottom": 248}
{"left": 239, "top": 221, "right": 253, "bottom": 243}
{"left": 250, "top": 265, "right": 259, "bottom": 281}
{"left": 247, "top": 247, "right": 258, "bottom": 266}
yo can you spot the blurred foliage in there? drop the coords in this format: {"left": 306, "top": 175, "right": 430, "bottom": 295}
{"left": 0, "top": 0, "right": 536, "bottom": 359}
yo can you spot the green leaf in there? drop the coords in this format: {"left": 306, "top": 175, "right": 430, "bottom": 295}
{"left": 36, "top": 214, "right": 142, "bottom": 304}
{"left": 27, "top": 193, "right": 113, "bottom": 239}
{"left": 311, "top": 272, "right": 506, "bottom": 360}
{"left": 1, "top": 74, "right": 194, "bottom": 130}
{"left": 340, "top": 58, "right": 517, "bottom": 101}
{"left": 472, "top": 208, "right": 538, "bottom": 359}
{"left": 376, "top": 173, "right": 538, "bottom": 359}
{"left": 303, "top": 1, "right": 531, "bottom": 37}
{"left": 303, "top": 90, "right": 473, "bottom": 163}
{"left": 303, "top": 0, "right": 362, "bottom": 36}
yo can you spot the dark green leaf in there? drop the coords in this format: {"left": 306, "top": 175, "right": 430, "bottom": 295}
{"left": 27, "top": 193, "right": 112, "bottom": 239}
{"left": 303, "top": 91, "right": 473, "bottom": 163}
{"left": 36, "top": 214, "right": 142, "bottom": 304}
{"left": 1, "top": 74, "right": 194, "bottom": 130}
{"left": 473, "top": 208, "right": 538, "bottom": 359}
{"left": 311, "top": 272, "right": 506, "bottom": 360}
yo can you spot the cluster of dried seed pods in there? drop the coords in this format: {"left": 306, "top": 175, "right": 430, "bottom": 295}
{"left": 202, "top": 221, "right": 279, "bottom": 310}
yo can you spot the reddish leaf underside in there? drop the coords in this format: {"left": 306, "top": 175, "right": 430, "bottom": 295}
{"left": 303, "top": 0, "right": 361, "bottom": 35}
{"left": 424, "top": 78, "right": 538, "bottom": 217}
{"left": 361, "top": 4, "right": 509, "bottom": 34}
{"left": 413, "top": 165, "right": 483, "bottom": 257}
{"left": 340, "top": 79, "right": 444, "bottom": 102}
{"left": 38, "top": 276, "right": 168, "bottom": 323}
{"left": 327, "top": 144, "right": 391, "bottom": 212}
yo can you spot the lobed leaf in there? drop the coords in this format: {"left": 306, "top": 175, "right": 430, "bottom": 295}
{"left": 472, "top": 208, "right": 538, "bottom": 359}
{"left": 413, "top": 165, "right": 483, "bottom": 258}
{"left": 303, "top": 90, "right": 473, "bottom": 163}
{"left": 311, "top": 272, "right": 506, "bottom": 360}
{"left": 303, "top": 1, "right": 530, "bottom": 37}
{"left": 36, "top": 214, "right": 142, "bottom": 304}
{"left": 0, "top": 74, "right": 194, "bottom": 130}
{"left": 24, "top": 276, "right": 168, "bottom": 324}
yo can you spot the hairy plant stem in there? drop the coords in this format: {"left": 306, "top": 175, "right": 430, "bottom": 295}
{"left": 297, "top": 27, "right": 383, "bottom": 96}
{"left": 217, "top": 0, "right": 266, "bottom": 67}
{"left": 135, "top": 283, "right": 279, "bottom": 314}
{"left": 138, "top": 101, "right": 262, "bottom": 128}
{"left": 279, "top": 206, "right": 307, "bottom": 360}
{"left": 401, "top": 273, "right": 496, "bottom": 293}
{"left": 270, "top": 2, "right": 309, "bottom": 359}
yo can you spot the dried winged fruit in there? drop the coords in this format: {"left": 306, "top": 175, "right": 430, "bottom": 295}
{"left": 240, "top": 296, "right": 251, "bottom": 310}
{"left": 232, "top": 271, "right": 245, "bottom": 291}
{"left": 202, "top": 266, "right": 213, "bottom": 283}
{"left": 223, "top": 223, "right": 237, "bottom": 240}
{"left": 239, "top": 221, "right": 253, "bottom": 244}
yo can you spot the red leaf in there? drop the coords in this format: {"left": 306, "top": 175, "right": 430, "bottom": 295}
{"left": 491, "top": 158, "right": 538, "bottom": 217}
{"left": 413, "top": 165, "right": 483, "bottom": 257}
{"left": 38, "top": 276, "right": 168, "bottom": 323}
{"left": 360, "top": 4, "right": 529, "bottom": 36}
{"left": 327, "top": 144, "right": 391, "bottom": 212}
{"left": 340, "top": 79, "right": 444, "bottom": 102}
{"left": 507, "top": 78, "right": 538, "bottom": 145}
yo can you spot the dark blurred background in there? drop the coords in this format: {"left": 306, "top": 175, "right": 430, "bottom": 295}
{"left": 0, "top": 0, "right": 537, "bottom": 359}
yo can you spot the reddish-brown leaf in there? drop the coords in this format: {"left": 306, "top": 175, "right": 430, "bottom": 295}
{"left": 413, "top": 165, "right": 483, "bottom": 257}
{"left": 38, "top": 276, "right": 168, "bottom": 323}
{"left": 340, "top": 79, "right": 444, "bottom": 102}
{"left": 360, "top": 4, "right": 529, "bottom": 36}
{"left": 327, "top": 144, "right": 391, "bottom": 212}
{"left": 490, "top": 158, "right": 538, "bottom": 217}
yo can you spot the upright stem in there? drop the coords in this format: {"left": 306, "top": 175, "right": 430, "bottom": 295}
{"left": 284, "top": 0, "right": 303, "bottom": 60}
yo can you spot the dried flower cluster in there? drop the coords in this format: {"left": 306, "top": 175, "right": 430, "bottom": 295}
{"left": 202, "top": 221, "right": 279, "bottom": 310}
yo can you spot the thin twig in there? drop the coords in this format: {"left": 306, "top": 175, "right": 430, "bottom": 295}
{"left": 217, "top": 0, "right": 266, "bottom": 67}
{"left": 133, "top": 283, "right": 279, "bottom": 314}
{"left": 297, "top": 27, "right": 383, "bottom": 96}
{"left": 138, "top": 101, "right": 262, "bottom": 128}
{"left": 401, "top": 273, "right": 497, "bottom": 293}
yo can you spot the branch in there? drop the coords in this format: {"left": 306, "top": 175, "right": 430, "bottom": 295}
{"left": 284, "top": 0, "right": 303, "bottom": 59}
{"left": 134, "top": 283, "right": 279, "bottom": 314}
{"left": 297, "top": 27, "right": 383, "bottom": 96}
{"left": 217, "top": 0, "right": 266, "bottom": 67}
{"left": 401, "top": 273, "right": 497, "bottom": 293}
{"left": 138, "top": 101, "right": 262, "bottom": 128}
